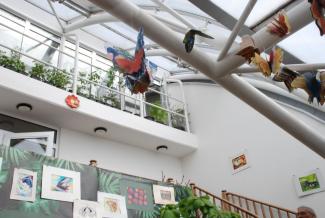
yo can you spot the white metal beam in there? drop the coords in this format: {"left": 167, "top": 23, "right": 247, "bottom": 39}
{"left": 87, "top": 0, "right": 325, "bottom": 158}
{"left": 236, "top": 63, "right": 325, "bottom": 73}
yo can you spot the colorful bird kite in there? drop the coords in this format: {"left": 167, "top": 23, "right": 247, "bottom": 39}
{"left": 273, "top": 67, "right": 300, "bottom": 92}
{"left": 267, "top": 10, "right": 291, "bottom": 37}
{"left": 308, "top": 0, "right": 325, "bottom": 36}
{"left": 183, "top": 29, "right": 214, "bottom": 53}
{"left": 106, "top": 27, "right": 152, "bottom": 94}
{"left": 291, "top": 72, "right": 322, "bottom": 104}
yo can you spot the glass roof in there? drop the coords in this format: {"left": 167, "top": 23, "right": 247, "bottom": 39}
{"left": 17, "top": 0, "right": 320, "bottom": 74}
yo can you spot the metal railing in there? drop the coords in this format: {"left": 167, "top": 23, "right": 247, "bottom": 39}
{"left": 0, "top": 15, "right": 190, "bottom": 132}
{"left": 223, "top": 191, "right": 297, "bottom": 218}
{"left": 190, "top": 184, "right": 258, "bottom": 218}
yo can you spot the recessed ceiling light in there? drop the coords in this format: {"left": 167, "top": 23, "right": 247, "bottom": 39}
{"left": 156, "top": 145, "right": 168, "bottom": 151}
{"left": 94, "top": 127, "right": 107, "bottom": 134}
{"left": 16, "top": 103, "right": 33, "bottom": 112}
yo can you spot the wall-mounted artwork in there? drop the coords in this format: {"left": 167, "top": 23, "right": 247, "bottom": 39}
{"left": 73, "top": 200, "right": 102, "bottom": 218}
{"left": 97, "top": 192, "right": 127, "bottom": 218}
{"left": 230, "top": 150, "right": 250, "bottom": 174}
{"left": 0, "top": 157, "right": 2, "bottom": 171}
{"left": 41, "top": 165, "right": 81, "bottom": 202}
{"left": 293, "top": 168, "right": 325, "bottom": 197}
{"left": 10, "top": 168, "right": 37, "bottom": 202}
{"left": 153, "top": 185, "right": 176, "bottom": 205}
{"left": 120, "top": 179, "right": 154, "bottom": 211}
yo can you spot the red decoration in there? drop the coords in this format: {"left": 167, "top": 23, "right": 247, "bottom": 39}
{"left": 65, "top": 95, "right": 80, "bottom": 109}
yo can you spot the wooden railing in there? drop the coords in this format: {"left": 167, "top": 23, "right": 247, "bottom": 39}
{"left": 190, "top": 184, "right": 258, "bottom": 218}
{"left": 222, "top": 191, "right": 297, "bottom": 218}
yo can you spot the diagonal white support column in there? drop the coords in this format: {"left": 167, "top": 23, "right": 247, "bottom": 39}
{"left": 87, "top": 0, "right": 325, "bottom": 158}
{"left": 237, "top": 63, "right": 325, "bottom": 73}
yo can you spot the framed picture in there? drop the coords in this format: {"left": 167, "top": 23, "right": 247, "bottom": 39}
{"left": 10, "top": 168, "right": 37, "bottom": 202}
{"left": 293, "top": 168, "right": 325, "bottom": 197}
{"left": 74, "top": 199, "right": 102, "bottom": 218}
{"left": 0, "top": 157, "right": 2, "bottom": 171}
{"left": 97, "top": 192, "right": 128, "bottom": 218}
{"left": 153, "top": 185, "right": 176, "bottom": 205}
{"left": 230, "top": 150, "right": 250, "bottom": 174}
{"left": 41, "top": 165, "right": 81, "bottom": 202}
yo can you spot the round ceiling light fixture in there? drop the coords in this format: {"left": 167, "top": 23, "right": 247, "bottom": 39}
{"left": 94, "top": 127, "right": 107, "bottom": 134}
{"left": 16, "top": 103, "right": 33, "bottom": 112}
{"left": 156, "top": 145, "right": 168, "bottom": 151}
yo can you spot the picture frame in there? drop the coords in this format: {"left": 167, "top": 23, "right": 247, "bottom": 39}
{"left": 73, "top": 199, "right": 102, "bottom": 218}
{"left": 97, "top": 192, "right": 128, "bottom": 218}
{"left": 41, "top": 165, "right": 81, "bottom": 202}
{"left": 230, "top": 150, "right": 250, "bottom": 174}
{"left": 152, "top": 185, "right": 176, "bottom": 205}
{"left": 10, "top": 168, "right": 37, "bottom": 202}
{"left": 0, "top": 157, "right": 2, "bottom": 171}
{"left": 293, "top": 168, "right": 325, "bottom": 197}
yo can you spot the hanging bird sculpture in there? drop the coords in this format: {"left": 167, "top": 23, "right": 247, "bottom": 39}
{"left": 273, "top": 67, "right": 300, "bottom": 92}
{"left": 183, "top": 29, "right": 214, "bottom": 53}
{"left": 236, "top": 35, "right": 260, "bottom": 63}
{"left": 106, "top": 27, "right": 152, "bottom": 94}
{"left": 291, "top": 72, "right": 321, "bottom": 104}
{"left": 267, "top": 10, "right": 291, "bottom": 37}
{"left": 308, "top": 0, "right": 325, "bottom": 36}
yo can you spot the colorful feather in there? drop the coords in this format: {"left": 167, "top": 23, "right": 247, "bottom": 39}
{"left": 251, "top": 53, "right": 271, "bottom": 77}
{"left": 308, "top": 0, "right": 325, "bottom": 36}
{"left": 236, "top": 35, "right": 260, "bottom": 63}
{"left": 267, "top": 10, "right": 291, "bottom": 37}
{"left": 269, "top": 47, "right": 283, "bottom": 75}
{"left": 273, "top": 67, "right": 300, "bottom": 92}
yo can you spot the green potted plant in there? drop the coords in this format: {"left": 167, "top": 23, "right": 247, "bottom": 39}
{"left": 29, "top": 63, "right": 48, "bottom": 82}
{"left": 171, "top": 108, "right": 186, "bottom": 131}
{"left": 0, "top": 50, "right": 26, "bottom": 74}
{"left": 148, "top": 100, "right": 168, "bottom": 124}
{"left": 77, "top": 71, "right": 90, "bottom": 98}
{"left": 46, "top": 68, "right": 70, "bottom": 90}
{"left": 160, "top": 195, "right": 240, "bottom": 218}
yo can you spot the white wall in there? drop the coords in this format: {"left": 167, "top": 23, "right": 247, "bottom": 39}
{"left": 178, "top": 83, "right": 325, "bottom": 216}
{"left": 59, "top": 128, "right": 183, "bottom": 181}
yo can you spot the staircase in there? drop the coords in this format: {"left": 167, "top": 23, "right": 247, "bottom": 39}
{"left": 222, "top": 191, "right": 297, "bottom": 218}
{"left": 190, "top": 184, "right": 297, "bottom": 218}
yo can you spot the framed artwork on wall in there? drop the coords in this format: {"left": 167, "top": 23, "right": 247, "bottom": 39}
{"left": 230, "top": 150, "right": 250, "bottom": 174}
{"left": 73, "top": 199, "right": 102, "bottom": 218}
{"left": 97, "top": 192, "right": 128, "bottom": 218}
{"left": 293, "top": 168, "right": 325, "bottom": 197}
{"left": 152, "top": 185, "right": 176, "bottom": 205}
{"left": 41, "top": 165, "right": 81, "bottom": 202}
{"left": 0, "top": 157, "right": 2, "bottom": 171}
{"left": 10, "top": 168, "right": 37, "bottom": 202}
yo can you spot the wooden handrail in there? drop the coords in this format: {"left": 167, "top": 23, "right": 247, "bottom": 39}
{"left": 191, "top": 185, "right": 258, "bottom": 218}
{"left": 224, "top": 191, "right": 297, "bottom": 217}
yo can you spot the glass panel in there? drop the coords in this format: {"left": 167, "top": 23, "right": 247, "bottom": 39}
{"left": 9, "top": 137, "right": 48, "bottom": 155}
{"left": 279, "top": 22, "right": 325, "bottom": 64}
{"left": 211, "top": 0, "right": 290, "bottom": 27}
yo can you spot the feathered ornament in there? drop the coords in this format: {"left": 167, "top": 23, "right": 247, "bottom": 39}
{"left": 106, "top": 27, "right": 152, "bottom": 94}
{"left": 291, "top": 72, "right": 321, "bottom": 104}
{"left": 308, "top": 0, "right": 325, "bottom": 36}
{"left": 273, "top": 67, "right": 300, "bottom": 92}
{"left": 251, "top": 53, "right": 271, "bottom": 77}
{"left": 320, "top": 71, "right": 325, "bottom": 105}
{"left": 267, "top": 10, "right": 291, "bottom": 37}
{"left": 236, "top": 35, "right": 260, "bottom": 63}
{"left": 268, "top": 47, "right": 283, "bottom": 75}
{"left": 183, "top": 29, "right": 214, "bottom": 53}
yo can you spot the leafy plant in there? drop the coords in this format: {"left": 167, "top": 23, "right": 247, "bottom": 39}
{"left": 0, "top": 50, "right": 26, "bottom": 74}
{"left": 46, "top": 69, "right": 69, "bottom": 89}
{"left": 106, "top": 67, "right": 116, "bottom": 88}
{"left": 171, "top": 108, "right": 186, "bottom": 130}
{"left": 160, "top": 195, "right": 240, "bottom": 218}
{"left": 77, "top": 71, "right": 89, "bottom": 97}
{"left": 29, "top": 63, "right": 48, "bottom": 82}
{"left": 149, "top": 100, "right": 168, "bottom": 124}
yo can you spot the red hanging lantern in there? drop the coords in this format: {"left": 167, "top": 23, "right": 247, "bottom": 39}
{"left": 65, "top": 95, "right": 80, "bottom": 109}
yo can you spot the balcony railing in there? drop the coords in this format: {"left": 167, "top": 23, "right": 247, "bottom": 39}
{"left": 0, "top": 14, "right": 190, "bottom": 132}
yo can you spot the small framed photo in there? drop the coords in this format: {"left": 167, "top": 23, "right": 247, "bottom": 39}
{"left": 153, "top": 185, "right": 176, "bottom": 205}
{"left": 0, "top": 157, "right": 2, "bottom": 171}
{"left": 230, "top": 150, "right": 250, "bottom": 174}
{"left": 97, "top": 192, "right": 128, "bottom": 218}
{"left": 10, "top": 168, "right": 37, "bottom": 202}
{"left": 73, "top": 199, "right": 102, "bottom": 218}
{"left": 293, "top": 168, "right": 325, "bottom": 197}
{"left": 41, "top": 165, "right": 81, "bottom": 202}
